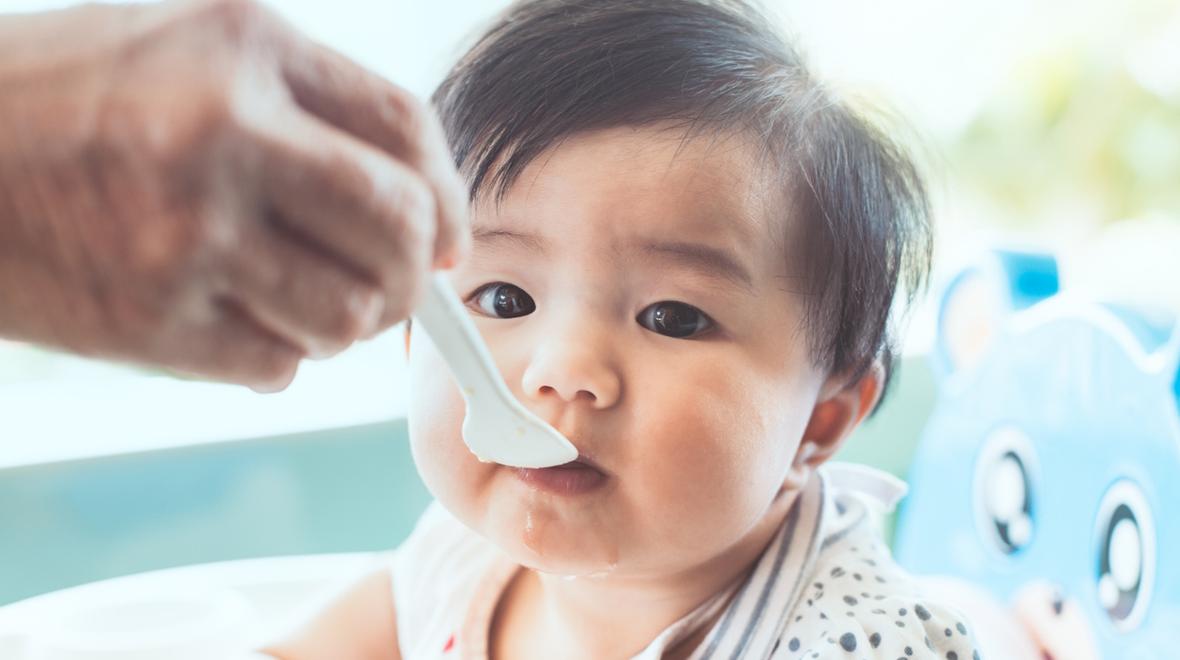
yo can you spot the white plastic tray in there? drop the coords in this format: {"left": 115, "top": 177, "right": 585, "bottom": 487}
{"left": 0, "top": 553, "right": 383, "bottom": 660}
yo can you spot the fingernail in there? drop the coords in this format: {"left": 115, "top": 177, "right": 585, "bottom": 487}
{"left": 249, "top": 378, "right": 287, "bottom": 394}
{"left": 352, "top": 290, "right": 385, "bottom": 336}
{"left": 306, "top": 342, "right": 332, "bottom": 360}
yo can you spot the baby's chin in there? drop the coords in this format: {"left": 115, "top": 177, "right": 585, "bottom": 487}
{"left": 476, "top": 495, "right": 626, "bottom": 577}
{"left": 424, "top": 464, "right": 633, "bottom": 576}
{"left": 503, "top": 535, "right": 620, "bottom": 578}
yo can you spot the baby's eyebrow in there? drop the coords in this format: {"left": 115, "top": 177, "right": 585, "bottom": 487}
{"left": 471, "top": 227, "right": 753, "bottom": 292}
{"left": 636, "top": 240, "right": 754, "bottom": 292}
{"left": 471, "top": 227, "right": 547, "bottom": 252}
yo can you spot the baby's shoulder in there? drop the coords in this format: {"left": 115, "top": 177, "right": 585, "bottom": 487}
{"left": 388, "top": 502, "right": 500, "bottom": 650}
{"left": 775, "top": 529, "right": 980, "bottom": 659}
{"left": 391, "top": 501, "right": 495, "bottom": 591}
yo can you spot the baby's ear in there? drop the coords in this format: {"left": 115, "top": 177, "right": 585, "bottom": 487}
{"left": 784, "top": 362, "right": 884, "bottom": 490}
{"left": 932, "top": 250, "right": 1059, "bottom": 382}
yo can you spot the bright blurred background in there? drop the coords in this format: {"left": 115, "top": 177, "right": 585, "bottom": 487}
{"left": 1, "top": 0, "right": 1177, "bottom": 606}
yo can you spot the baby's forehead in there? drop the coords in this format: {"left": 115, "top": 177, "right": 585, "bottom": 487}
{"left": 474, "top": 125, "right": 793, "bottom": 252}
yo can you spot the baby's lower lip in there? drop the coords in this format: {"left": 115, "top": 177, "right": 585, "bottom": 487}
{"left": 514, "top": 461, "right": 608, "bottom": 495}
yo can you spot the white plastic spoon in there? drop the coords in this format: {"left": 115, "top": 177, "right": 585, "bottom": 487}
{"left": 412, "top": 272, "right": 578, "bottom": 468}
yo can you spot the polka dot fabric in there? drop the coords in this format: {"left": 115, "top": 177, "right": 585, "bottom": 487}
{"left": 769, "top": 508, "right": 979, "bottom": 660}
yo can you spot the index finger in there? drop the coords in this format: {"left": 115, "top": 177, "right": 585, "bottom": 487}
{"left": 275, "top": 29, "right": 470, "bottom": 269}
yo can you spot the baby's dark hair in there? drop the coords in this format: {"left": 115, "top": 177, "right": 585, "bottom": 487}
{"left": 432, "top": 0, "right": 932, "bottom": 402}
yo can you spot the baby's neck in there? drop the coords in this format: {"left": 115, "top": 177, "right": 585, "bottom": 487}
{"left": 489, "top": 492, "right": 797, "bottom": 660}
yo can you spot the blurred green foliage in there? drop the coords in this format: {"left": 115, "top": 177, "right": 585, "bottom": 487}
{"left": 951, "top": 6, "right": 1180, "bottom": 229}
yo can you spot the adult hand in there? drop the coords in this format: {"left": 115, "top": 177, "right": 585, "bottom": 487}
{"left": 0, "top": 0, "right": 468, "bottom": 391}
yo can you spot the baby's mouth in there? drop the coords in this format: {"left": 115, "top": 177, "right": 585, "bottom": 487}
{"left": 514, "top": 455, "right": 608, "bottom": 495}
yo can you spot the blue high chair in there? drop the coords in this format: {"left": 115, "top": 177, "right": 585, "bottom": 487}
{"left": 895, "top": 251, "right": 1180, "bottom": 659}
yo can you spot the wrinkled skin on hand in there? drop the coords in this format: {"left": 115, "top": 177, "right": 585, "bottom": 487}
{"left": 0, "top": 0, "right": 469, "bottom": 391}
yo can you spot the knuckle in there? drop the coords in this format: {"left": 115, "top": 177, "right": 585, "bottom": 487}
{"left": 384, "top": 85, "right": 428, "bottom": 149}
{"left": 192, "top": 100, "right": 239, "bottom": 158}
{"left": 324, "top": 149, "right": 383, "bottom": 212}
{"left": 122, "top": 209, "right": 217, "bottom": 289}
{"left": 361, "top": 173, "right": 435, "bottom": 280}
{"left": 391, "top": 179, "right": 436, "bottom": 241}
{"left": 326, "top": 287, "right": 381, "bottom": 346}
{"left": 187, "top": 208, "right": 239, "bottom": 260}
{"left": 202, "top": 0, "right": 269, "bottom": 43}
{"left": 200, "top": 82, "right": 248, "bottom": 132}
{"left": 137, "top": 85, "right": 243, "bottom": 174}
{"left": 376, "top": 196, "right": 434, "bottom": 285}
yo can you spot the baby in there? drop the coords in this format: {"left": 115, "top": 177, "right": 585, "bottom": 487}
{"left": 263, "top": 1, "right": 979, "bottom": 658}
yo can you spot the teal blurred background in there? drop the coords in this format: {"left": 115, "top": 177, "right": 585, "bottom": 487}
{"left": 0, "top": 421, "right": 427, "bottom": 605}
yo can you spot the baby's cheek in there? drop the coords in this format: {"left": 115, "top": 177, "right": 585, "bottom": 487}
{"left": 407, "top": 341, "right": 485, "bottom": 510}
{"left": 629, "top": 392, "right": 786, "bottom": 558}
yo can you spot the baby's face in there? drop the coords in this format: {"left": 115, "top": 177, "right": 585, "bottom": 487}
{"left": 408, "top": 126, "right": 826, "bottom": 577}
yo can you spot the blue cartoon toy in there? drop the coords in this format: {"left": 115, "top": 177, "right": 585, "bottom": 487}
{"left": 894, "top": 250, "right": 1180, "bottom": 659}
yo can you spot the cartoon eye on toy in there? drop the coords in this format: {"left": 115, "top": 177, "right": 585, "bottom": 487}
{"left": 1094, "top": 479, "right": 1155, "bottom": 632}
{"left": 974, "top": 426, "right": 1037, "bottom": 555}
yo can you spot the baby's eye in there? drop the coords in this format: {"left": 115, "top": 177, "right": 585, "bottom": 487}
{"left": 469, "top": 282, "right": 536, "bottom": 318}
{"left": 637, "top": 301, "right": 714, "bottom": 339}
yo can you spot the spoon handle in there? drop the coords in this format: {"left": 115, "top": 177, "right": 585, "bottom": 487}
{"left": 412, "top": 272, "right": 507, "bottom": 403}
{"left": 412, "top": 273, "right": 577, "bottom": 468}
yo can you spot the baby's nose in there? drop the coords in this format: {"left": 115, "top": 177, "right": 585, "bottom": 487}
{"left": 520, "top": 341, "right": 621, "bottom": 409}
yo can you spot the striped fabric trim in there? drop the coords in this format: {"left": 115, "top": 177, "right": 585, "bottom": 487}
{"left": 692, "top": 472, "right": 826, "bottom": 660}
{"left": 694, "top": 503, "right": 795, "bottom": 660}
{"left": 819, "top": 508, "right": 865, "bottom": 551}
